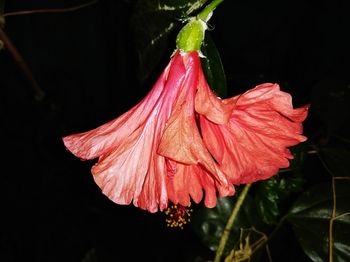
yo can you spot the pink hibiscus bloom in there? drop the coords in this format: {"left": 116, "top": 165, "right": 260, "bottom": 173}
{"left": 196, "top": 70, "right": 309, "bottom": 185}
{"left": 63, "top": 48, "right": 309, "bottom": 213}
{"left": 63, "top": 51, "right": 233, "bottom": 213}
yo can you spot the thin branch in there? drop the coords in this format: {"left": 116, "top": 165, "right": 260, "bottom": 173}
{"left": 329, "top": 177, "right": 336, "bottom": 262}
{"left": 266, "top": 215, "right": 287, "bottom": 243}
{"left": 311, "top": 144, "right": 336, "bottom": 177}
{"left": 310, "top": 143, "right": 349, "bottom": 262}
{"left": 1, "top": 0, "right": 99, "bottom": 100}
{"left": 334, "top": 176, "right": 350, "bottom": 180}
{"left": 265, "top": 245, "right": 273, "bottom": 262}
{"left": 329, "top": 177, "right": 350, "bottom": 262}
{"left": 334, "top": 212, "right": 350, "bottom": 221}
{"left": 3, "top": 0, "right": 98, "bottom": 18}
{"left": 214, "top": 184, "right": 252, "bottom": 262}
{"left": 0, "top": 27, "right": 45, "bottom": 100}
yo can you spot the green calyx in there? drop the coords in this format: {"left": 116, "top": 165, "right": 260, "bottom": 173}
{"left": 176, "top": 18, "right": 206, "bottom": 52}
{"left": 175, "top": 0, "right": 224, "bottom": 52}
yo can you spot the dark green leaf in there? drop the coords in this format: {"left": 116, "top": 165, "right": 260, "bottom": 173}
{"left": 130, "top": 0, "right": 208, "bottom": 83}
{"left": 191, "top": 193, "right": 260, "bottom": 255}
{"left": 255, "top": 144, "right": 307, "bottom": 225}
{"left": 287, "top": 180, "right": 350, "bottom": 262}
{"left": 255, "top": 173, "right": 304, "bottom": 225}
{"left": 255, "top": 178, "right": 280, "bottom": 225}
{"left": 200, "top": 32, "right": 227, "bottom": 98}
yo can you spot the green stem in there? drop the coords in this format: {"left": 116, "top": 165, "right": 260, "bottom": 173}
{"left": 214, "top": 183, "right": 252, "bottom": 262}
{"left": 198, "top": 0, "right": 224, "bottom": 21}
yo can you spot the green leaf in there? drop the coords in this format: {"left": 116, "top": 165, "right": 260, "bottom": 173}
{"left": 254, "top": 144, "right": 307, "bottom": 225}
{"left": 130, "top": 0, "right": 208, "bottom": 83}
{"left": 287, "top": 180, "right": 350, "bottom": 262}
{"left": 191, "top": 193, "right": 260, "bottom": 255}
{"left": 255, "top": 173, "right": 304, "bottom": 225}
{"left": 200, "top": 32, "right": 227, "bottom": 98}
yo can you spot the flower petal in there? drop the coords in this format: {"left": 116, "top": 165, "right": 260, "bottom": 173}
{"left": 195, "top": 63, "right": 234, "bottom": 124}
{"left": 158, "top": 52, "right": 230, "bottom": 189}
{"left": 63, "top": 51, "right": 190, "bottom": 212}
{"left": 91, "top": 113, "right": 168, "bottom": 212}
{"left": 166, "top": 159, "right": 235, "bottom": 208}
{"left": 62, "top": 52, "right": 186, "bottom": 161}
{"left": 200, "top": 83, "right": 309, "bottom": 184}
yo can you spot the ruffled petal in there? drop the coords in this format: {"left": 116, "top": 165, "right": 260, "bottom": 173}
{"left": 63, "top": 51, "right": 188, "bottom": 212}
{"left": 91, "top": 110, "right": 168, "bottom": 212}
{"left": 166, "top": 159, "right": 235, "bottom": 208}
{"left": 62, "top": 52, "right": 186, "bottom": 161}
{"left": 63, "top": 75, "right": 165, "bottom": 161}
{"left": 200, "top": 83, "right": 309, "bottom": 184}
{"left": 195, "top": 63, "right": 234, "bottom": 125}
{"left": 158, "top": 52, "right": 230, "bottom": 190}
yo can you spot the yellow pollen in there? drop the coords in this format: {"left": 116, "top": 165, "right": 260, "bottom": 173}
{"left": 164, "top": 203, "right": 193, "bottom": 229}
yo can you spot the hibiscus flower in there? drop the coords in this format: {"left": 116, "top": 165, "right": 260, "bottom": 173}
{"left": 63, "top": 51, "right": 233, "bottom": 212}
{"left": 63, "top": 0, "right": 309, "bottom": 219}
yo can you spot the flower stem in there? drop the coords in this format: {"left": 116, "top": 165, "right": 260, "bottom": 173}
{"left": 198, "top": 0, "right": 224, "bottom": 22}
{"left": 214, "top": 183, "right": 252, "bottom": 262}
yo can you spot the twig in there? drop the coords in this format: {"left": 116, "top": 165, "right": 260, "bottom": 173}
{"left": 0, "top": 26, "right": 45, "bottom": 100}
{"left": 214, "top": 183, "right": 252, "bottom": 262}
{"left": 1, "top": 0, "right": 99, "bottom": 100}
{"left": 329, "top": 177, "right": 336, "bottom": 262}
{"left": 3, "top": 0, "right": 98, "bottom": 17}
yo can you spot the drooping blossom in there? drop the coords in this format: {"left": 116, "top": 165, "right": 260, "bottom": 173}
{"left": 63, "top": 0, "right": 309, "bottom": 214}
{"left": 196, "top": 73, "right": 309, "bottom": 185}
{"left": 63, "top": 51, "right": 234, "bottom": 213}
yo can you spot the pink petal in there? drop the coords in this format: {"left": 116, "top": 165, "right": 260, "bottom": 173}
{"left": 158, "top": 52, "right": 230, "bottom": 190}
{"left": 63, "top": 52, "right": 188, "bottom": 212}
{"left": 195, "top": 63, "right": 234, "bottom": 125}
{"left": 200, "top": 83, "right": 309, "bottom": 184}
{"left": 62, "top": 52, "right": 186, "bottom": 161}
{"left": 166, "top": 159, "right": 235, "bottom": 208}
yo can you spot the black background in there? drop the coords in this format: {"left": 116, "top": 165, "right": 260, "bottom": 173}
{"left": 1, "top": 0, "right": 349, "bottom": 261}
